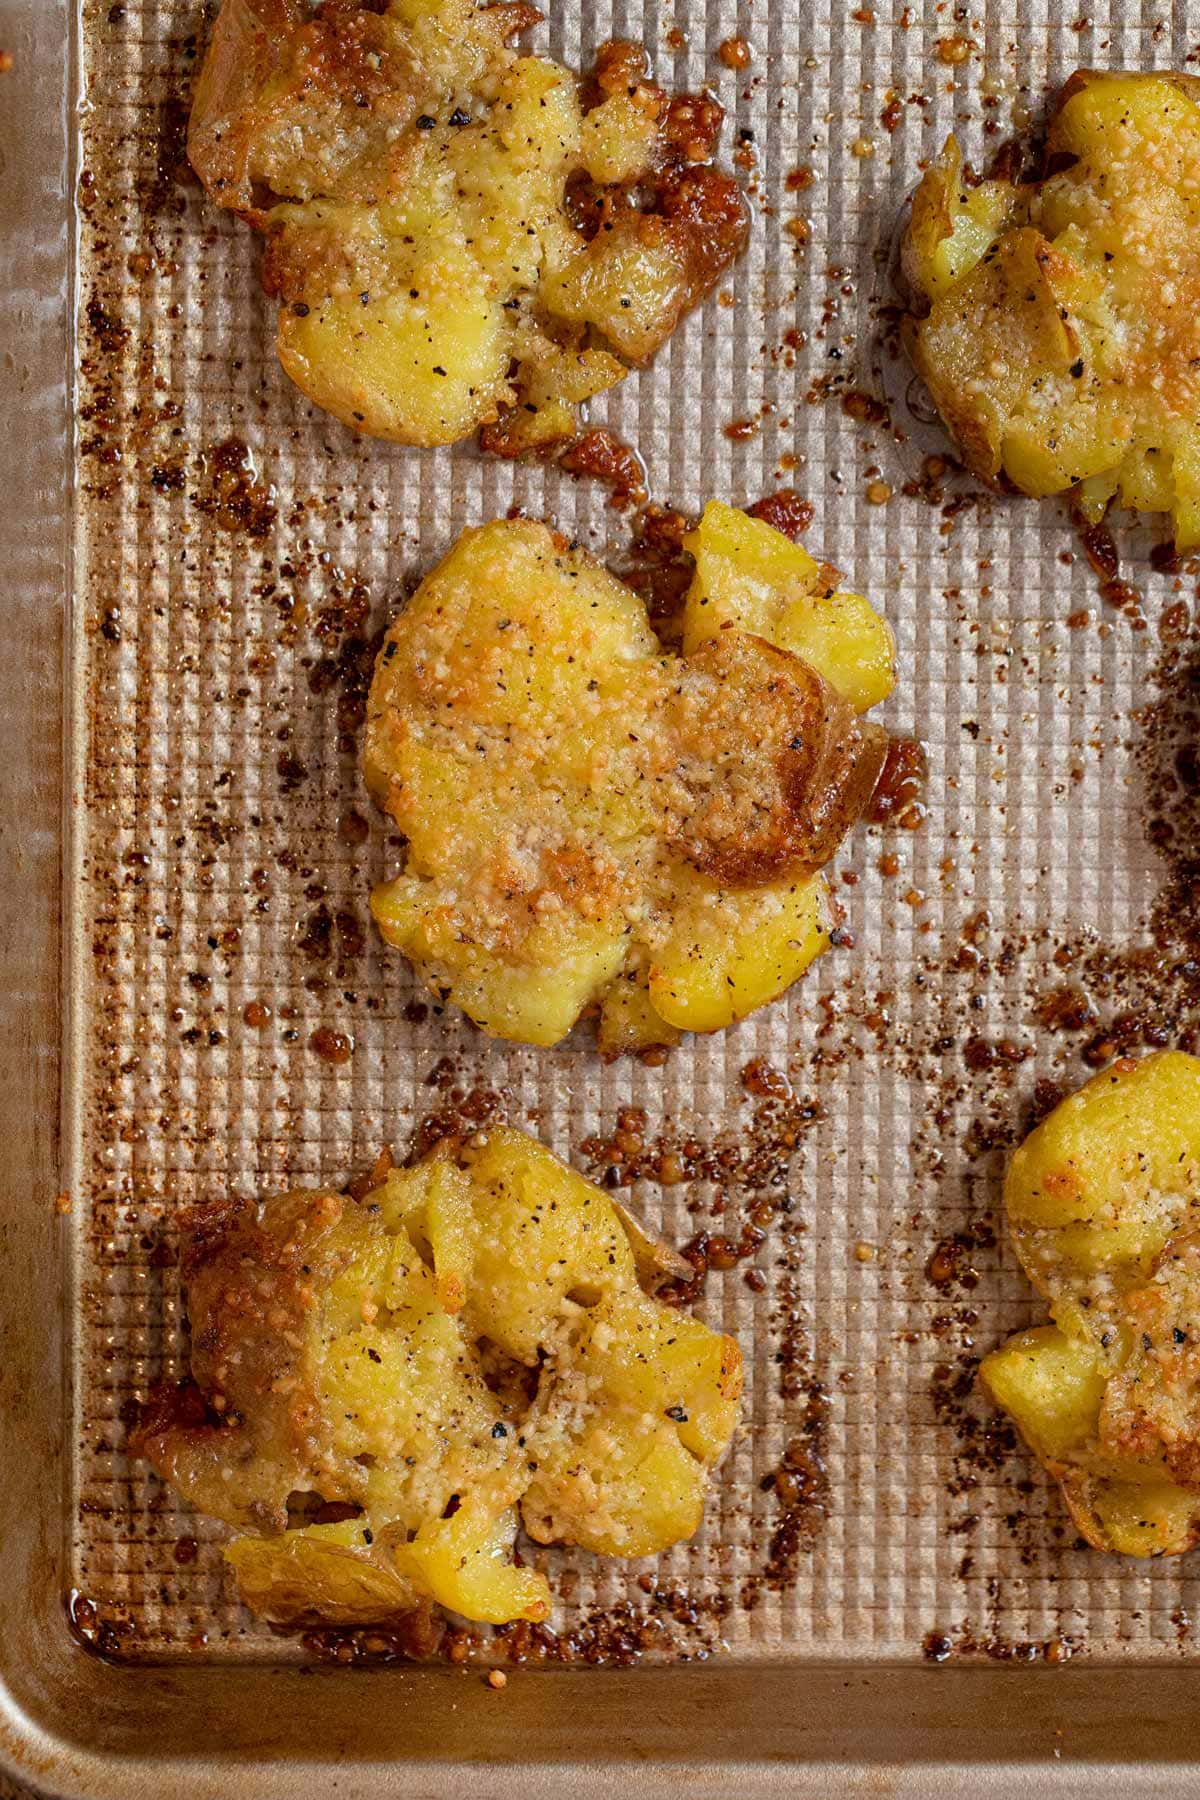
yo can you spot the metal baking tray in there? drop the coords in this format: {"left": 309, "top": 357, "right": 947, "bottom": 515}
{"left": 4, "top": 0, "right": 1200, "bottom": 1789}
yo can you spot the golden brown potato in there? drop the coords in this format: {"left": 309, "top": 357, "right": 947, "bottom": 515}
{"left": 362, "top": 506, "right": 895, "bottom": 1050}
{"left": 980, "top": 1052, "right": 1200, "bottom": 1555}
{"left": 132, "top": 1126, "right": 742, "bottom": 1627}
{"left": 189, "top": 0, "right": 748, "bottom": 450}
{"left": 903, "top": 72, "right": 1200, "bottom": 546}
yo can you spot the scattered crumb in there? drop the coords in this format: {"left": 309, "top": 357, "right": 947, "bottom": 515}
{"left": 717, "top": 36, "right": 751, "bottom": 69}
{"left": 850, "top": 137, "right": 876, "bottom": 159}
{"left": 0, "top": 50, "right": 13, "bottom": 74}
{"left": 486, "top": 1667, "right": 508, "bottom": 1689}
{"left": 936, "top": 35, "right": 972, "bottom": 65}
{"left": 54, "top": 1191, "right": 72, "bottom": 1215}
{"left": 866, "top": 480, "right": 892, "bottom": 505}
{"left": 854, "top": 1242, "right": 876, "bottom": 1263}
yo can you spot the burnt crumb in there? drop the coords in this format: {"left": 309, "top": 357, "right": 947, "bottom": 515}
{"left": 923, "top": 1626, "right": 1078, "bottom": 1665}
{"left": 658, "top": 1224, "right": 768, "bottom": 1305}
{"left": 308, "top": 613, "right": 386, "bottom": 754}
{"left": 929, "top": 1354, "right": 1018, "bottom": 1499}
{"left": 150, "top": 461, "right": 186, "bottom": 494}
{"left": 84, "top": 295, "right": 130, "bottom": 358}
{"left": 900, "top": 452, "right": 970, "bottom": 509}
{"left": 300, "top": 1602, "right": 446, "bottom": 1666}
{"left": 1074, "top": 514, "right": 1145, "bottom": 626}
{"left": 147, "top": 1232, "right": 175, "bottom": 1270}
{"left": 416, "top": 1083, "right": 514, "bottom": 1156}
{"left": 1078, "top": 518, "right": 1119, "bottom": 583}
{"left": 141, "top": 91, "right": 197, "bottom": 218}
{"left": 558, "top": 429, "right": 647, "bottom": 507}
{"left": 296, "top": 903, "right": 367, "bottom": 973}
{"left": 742, "top": 1057, "right": 793, "bottom": 1099}
{"left": 1150, "top": 541, "right": 1184, "bottom": 577}
{"left": 1137, "top": 632, "right": 1200, "bottom": 1001}
{"left": 962, "top": 1036, "right": 1030, "bottom": 1073}
{"left": 612, "top": 504, "right": 694, "bottom": 633}
{"left": 1026, "top": 1077, "right": 1069, "bottom": 1130}
{"left": 194, "top": 439, "right": 277, "bottom": 539}
{"left": 841, "top": 388, "right": 888, "bottom": 426}
{"left": 926, "top": 1221, "right": 995, "bottom": 1292}
{"left": 308, "top": 1026, "right": 354, "bottom": 1065}
{"left": 716, "top": 35, "right": 751, "bottom": 70}
{"left": 1037, "top": 985, "right": 1098, "bottom": 1033}
{"left": 495, "top": 1586, "right": 730, "bottom": 1666}
{"left": 742, "top": 1379, "right": 830, "bottom": 1605}
{"left": 744, "top": 488, "right": 814, "bottom": 540}
{"left": 580, "top": 1078, "right": 823, "bottom": 1298}
{"left": 276, "top": 751, "right": 309, "bottom": 793}
{"left": 66, "top": 1590, "right": 137, "bottom": 1662}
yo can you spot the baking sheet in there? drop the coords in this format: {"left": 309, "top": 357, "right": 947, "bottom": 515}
{"left": 65, "top": 0, "right": 1200, "bottom": 1673}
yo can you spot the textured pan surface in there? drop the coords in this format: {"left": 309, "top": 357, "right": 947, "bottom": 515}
{"left": 63, "top": 0, "right": 1200, "bottom": 1680}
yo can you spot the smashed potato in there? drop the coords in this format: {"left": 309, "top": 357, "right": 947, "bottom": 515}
{"left": 980, "top": 1052, "right": 1200, "bottom": 1555}
{"left": 189, "top": 0, "right": 748, "bottom": 450}
{"left": 132, "top": 1127, "right": 741, "bottom": 1626}
{"left": 903, "top": 72, "right": 1200, "bottom": 545}
{"left": 363, "top": 505, "right": 895, "bottom": 1050}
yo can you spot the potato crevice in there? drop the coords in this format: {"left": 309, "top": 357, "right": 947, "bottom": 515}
{"left": 362, "top": 506, "right": 896, "bottom": 1050}
{"left": 132, "top": 1127, "right": 742, "bottom": 1626}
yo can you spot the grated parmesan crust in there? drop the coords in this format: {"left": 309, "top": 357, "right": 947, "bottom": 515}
{"left": 362, "top": 517, "right": 888, "bottom": 1050}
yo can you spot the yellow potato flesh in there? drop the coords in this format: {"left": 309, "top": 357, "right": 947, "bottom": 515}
{"left": 143, "top": 1128, "right": 741, "bottom": 1626}
{"left": 192, "top": 0, "right": 746, "bottom": 447}
{"left": 539, "top": 227, "right": 690, "bottom": 363}
{"left": 903, "top": 74, "right": 1200, "bottom": 544}
{"left": 646, "top": 874, "right": 831, "bottom": 1035}
{"left": 522, "top": 1288, "right": 742, "bottom": 1557}
{"left": 983, "top": 1053, "right": 1200, "bottom": 1556}
{"left": 279, "top": 271, "right": 508, "bottom": 447}
{"left": 682, "top": 501, "right": 896, "bottom": 712}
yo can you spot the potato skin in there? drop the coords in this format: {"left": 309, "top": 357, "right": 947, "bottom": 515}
{"left": 362, "top": 508, "right": 893, "bottom": 1050}
{"left": 133, "top": 1128, "right": 742, "bottom": 1627}
{"left": 981, "top": 1052, "right": 1200, "bottom": 1555}
{"left": 903, "top": 72, "right": 1200, "bottom": 545}
{"left": 189, "top": 0, "right": 748, "bottom": 449}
